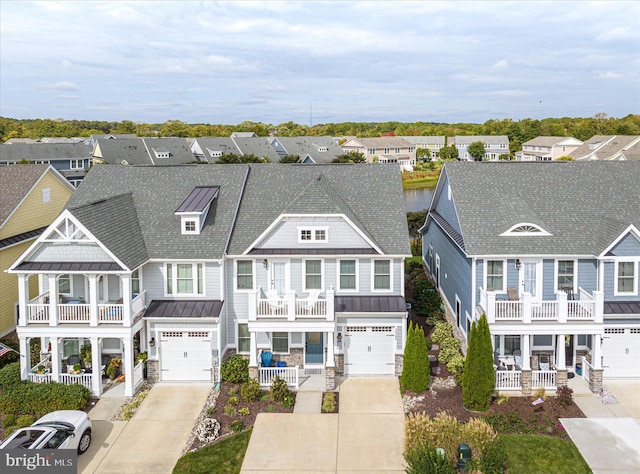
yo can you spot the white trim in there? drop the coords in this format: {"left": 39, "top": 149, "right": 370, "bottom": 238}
{"left": 371, "top": 258, "right": 393, "bottom": 292}
{"left": 234, "top": 259, "right": 255, "bottom": 292}
{"left": 598, "top": 225, "right": 640, "bottom": 258}
{"left": 614, "top": 260, "right": 638, "bottom": 296}
{"left": 337, "top": 258, "right": 359, "bottom": 293}
{"left": 484, "top": 259, "right": 507, "bottom": 293}
{"left": 303, "top": 258, "right": 324, "bottom": 291}
{"left": 500, "top": 223, "right": 552, "bottom": 237}
{"left": 164, "top": 262, "right": 206, "bottom": 297}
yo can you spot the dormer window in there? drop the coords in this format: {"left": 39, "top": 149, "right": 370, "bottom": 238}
{"left": 207, "top": 148, "right": 223, "bottom": 158}
{"left": 298, "top": 227, "right": 328, "bottom": 243}
{"left": 500, "top": 223, "right": 552, "bottom": 236}
{"left": 184, "top": 220, "right": 197, "bottom": 233}
{"left": 153, "top": 148, "right": 171, "bottom": 159}
{"left": 175, "top": 186, "right": 220, "bottom": 235}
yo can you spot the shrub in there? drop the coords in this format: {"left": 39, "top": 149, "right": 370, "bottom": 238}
{"left": 224, "top": 404, "right": 236, "bottom": 416}
{"left": 241, "top": 378, "right": 262, "bottom": 402}
{"left": 281, "top": 393, "right": 295, "bottom": 408}
{"left": 220, "top": 355, "right": 249, "bottom": 383}
{"left": 426, "top": 313, "right": 444, "bottom": 326}
{"left": 0, "top": 362, "right": 22, "bottom": 390}
{"left": 430, "top": 321, "right": 453, "bottom": 344}
{"left": 0, "top": 382, "right": 91, "bottom": 416}
{"left": 2, "top": 414, "right": 34, "bottom": 437}
{"left": 437, "top": 338, "right": 461, "bottom": 365}
{"left": 400, "top": 322, "right": 430, "bottom": 393}
{"left": 270, "top": 376, "right": 291, "bottom": 404}
{"left": 228, "top": 395, "right": 239, "bottom": 405}
{"left": 229, "top": 387, "right": 238, "bottom": 396}
{"left": 462, "top": 314, "right": 494, "bottom": 411}
{"left": 533, "top": 387, "right": 546, "bottom": 400}
{"left": 556, "top": 385, "right": 573, "bottom": 406}
{"left": 2, "top": 414, "right": 17, "bottom": 429}
{"left": 230, "top": 420, "right": 245, "bottom": 432}
{"left": 446, "top": 354, "right": 465, "bottom": 385}
{"left": 404, "top": 443, "right": 456, "bottom": 474}
{"left": 322, "top": 392, "right": 336, "bottom": 413}
{"left": 239, "top": 407, "right": 250, "bottom": 416}
{"left": 461, "top": 417, "right": 497, "bottom": 455}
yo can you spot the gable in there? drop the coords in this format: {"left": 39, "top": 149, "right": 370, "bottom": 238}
{"left": 609, "top": 231, "right": 640, "bottom": 257}
{"left": 432, "top": 173, "right": 463, "bottom": 236}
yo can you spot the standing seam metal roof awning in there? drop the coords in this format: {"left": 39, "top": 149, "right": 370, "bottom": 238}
{"left": 144, "top": 300, "right": 223, "bottom": 318}
{"left": 334, "top": 295, "right": 406, "bottom": 313}
{"left": 175, "top": 186, "right": 220, "bottom": 213}
{"left": 15, "top": 262, "right": 123, "bottom": 272}
{"left": 604, "top": 301, "right": 640, "bottom": 315}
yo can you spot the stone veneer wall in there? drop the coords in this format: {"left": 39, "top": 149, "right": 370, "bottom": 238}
{"left": 271, "top": 348, "right": 303, "bottom": 367}
{"left": 589, "top": 369, "right": 603, "bottom": 393}
{"left": 395, "top": 354, "right": 403, "bottom": 377}
{"left": 521, "top": 370, "right": 532, "bottom": 396}
{"left": 146, "top": 360, "right": 159, "bottom": 383}
{"left": 325, "top": 366, "right": 335, "bottom": 391}
{"left": 556, "top": 369, "right": 568, "bottom": 387}
{"left": 334, "top": 354, "right": 344, "bottom": 375}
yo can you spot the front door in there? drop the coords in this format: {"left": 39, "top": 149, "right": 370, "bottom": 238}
{"left": 305, "top": 332, "right": 324, "bottom": 365}
{"left": 520, "top": 260, "right": 541, "bottom": 298}
{"left": 565, "top": 335, "right": 574, "bottom": 367}
{"left": 271, "top": 262, "right": 286, "bottom": 296}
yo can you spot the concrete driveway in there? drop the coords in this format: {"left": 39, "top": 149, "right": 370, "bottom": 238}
{"left": 79, "top": 383, "right": 211, "bottom": 474}
{"left": 241, "top": 377, "right": 405, "bottom": 473}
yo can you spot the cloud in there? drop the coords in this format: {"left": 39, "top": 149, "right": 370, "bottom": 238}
{"left": 596, "top": 27, "right": 637, "bottom": 42}
{"left": 598, "top": 71, "right": 623, "bottom": 79}
{"left": 490, "top": 60, "right": 509, "bottom": 70}
{"left": 46, "top": 81, "right": 79, "bottom": 91}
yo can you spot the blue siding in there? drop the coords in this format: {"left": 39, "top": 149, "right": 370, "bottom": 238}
{"left": 475, "top": 260, "right": 483, "bottom": 305}
{"left": 603, "top": 261, "right": 639, "bottom": 300}
{"left": 611, "top": 233, "right": 640, "bottom": 257}
{"left": 506, "top": 260, "right": 519, "bottom": 290}
{"left": 433, "top": 175, "right": 462, "bottom": 235}
{"left": 577, "top": 259, "right": 597, "bottom": 293}
{"left": 542, "top": 259, "right": 555, "bottom": 300}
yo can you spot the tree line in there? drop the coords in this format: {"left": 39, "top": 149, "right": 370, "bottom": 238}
{"left": 1, "top": 114, "right": 639, "bottom": 156}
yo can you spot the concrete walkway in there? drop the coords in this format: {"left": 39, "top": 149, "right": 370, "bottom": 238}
{"left": 241, "top": 377, "right": 405, "bottom": 473}
{"left": 561, "top": 377, "right": 640, "bottom": 474}
{"left": 79, "top": 383, "right": 211, "bottom": 474}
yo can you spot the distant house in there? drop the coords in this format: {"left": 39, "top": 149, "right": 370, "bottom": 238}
{"left": 0, "top": 143, "right": 93, "bottom": 187}
{"left": 230, "top": 136, "right": 282, "bottom": 162}
{"left": 450, "top": 136, "right": 510, "bottom": 161}
{"left": 401, "top": 136, "right": 445, "bottom": 160}
{"left": 516, "top": 137, "right": 583, "bottom": 161}
{"left": 191, "top": 137, "right": 241, "bottom": 162}
{"left": 88, "top": 134, "right": 137, "bottom": 146}
{"left": 569, "top": 135, "right": 640, "bottom": 161}
{"left": 0, "top": 165, "right": 74, "bottom": 336}
{"left": 340, "top": 137, "right": 416, "bottom": 170}
{"left": 91, "top": 137, "right": 195, "bottom": 165}
{"left": 421, "top": 161, "right": 640, "bottom": 395}
{"left": 269, "top": 137, "right": 343, "bottom": 164}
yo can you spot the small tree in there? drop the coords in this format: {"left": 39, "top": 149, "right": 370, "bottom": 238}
{"left": 416, "top": 147, "right": 432, "bottom": 162}
{"left": 468, "top": 141, "right": 486, "bottom": 161}
{"left": 438, "top": 145, "right": 458, "bottom": 161}
{"left": 462, "top": 314, "right": 495, "bottom": 411}
{"left": 400, "top": 322, "right": 430, "bottom": 392}
{"left": 332, "top": 151, "right": 366, "bottom": 163}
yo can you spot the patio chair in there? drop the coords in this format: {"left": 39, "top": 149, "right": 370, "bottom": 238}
{"left": 299, "top": 290, "right": 321, "bottom": 312}
{"left": 260, "top": 351, "right": 273, "bottom": 367}
{"left": 507, "top": 287, "right": 519, "bottom": 301}
{"left": 265, "top": 289, "right": 286, "bottom": 314}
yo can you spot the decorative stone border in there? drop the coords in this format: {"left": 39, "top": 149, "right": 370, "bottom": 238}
{"left": 181, "top": 385, "right": 221, "bottom": 456}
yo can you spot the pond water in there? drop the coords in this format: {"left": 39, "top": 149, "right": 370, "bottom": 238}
{"left": 404, "top": 186, "right": 435, "bottom": 212}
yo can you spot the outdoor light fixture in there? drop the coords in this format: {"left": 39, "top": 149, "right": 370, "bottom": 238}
{"left": 337, "top": 333, "right": 342, "bottom": 343}
{"left": 515, "top": 259, "right": 521, "bottom": 270}
{"left": 149, "top": 337, "right": 156, "bottom": 347}
{"left": 263, "top": 259, "right": 269, "bottom": 269}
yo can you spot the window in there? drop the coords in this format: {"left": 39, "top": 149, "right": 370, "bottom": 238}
{"left": 368, "top": 148, "right": 375, "bottom": 155}
{"left": 616, "top": 261, "right": 636, "bottom": 294}
{"left": 577, "top": 334, "right": 592, "bottom": 348}
{"left": 238, "top": 324, "right": 250, "bottom": 353}
{"left": 184, "top": 220, "right": 196, "bottom": 233}
{"left": 486, "top": 260, "right": 504, "bottom": 291}
{"left": 272, "top": 332, "right": 289, "bottom": 353}
{"left": 58, "top": 274, "right": 71, "bottom": 294}
{"left": 533, "top": 335, "right": 553, "bottom": 346}
{"left": 70, "top": 159, "right": 84, "bottom": 169}
{"left": 131, "top": 270, "right": 140, "bottom": 294}
{"left": 428, "top": 245, "right": 433, "bottom": 271}
{"left": 236, "top": 261, "right": 253, "bottom": 290}
{"left": 504, "top": 336, "right": 521, "bottom": 355}
{"left": 557, "top": 260, "right": 575, "bottom": 291}
{"left": 394, "top": 148, "right": 401, "bottom": 154}
{"left": 383, "top": 148, "right": 390, "bottom": 154}
{"left": 298, "top": 227, "right": 327, "bottom": 243}
{"left": 373, "top": 260, "right": 391, "bottom": 290}
{"left": 42, "top": 188, "right": 50, "bottom": 203}
{"left": 305, "top": 260, "right": 322, "bottom": 290}
{"left": 166, "top": 263, "right": 204, "bottom": 295}
{"left": 339, "top": 259, "right": 357, "bottom": 290}
{"left": 62, "top": 338, "right": 79, "bottom": 358}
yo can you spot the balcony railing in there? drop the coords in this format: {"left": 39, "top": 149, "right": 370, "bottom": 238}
{"left": 495, "top": 370, "right": 558, "bottom": 391}
{"left": 249, "top": 288, "right": 335, "bottom": 322}
{"left": 59, "top": 304, "right": 90, "bottom": 323}
{"left": 532, "top": 370, "right": 557, "bottom": 389}
{"left": 479, "top": 287, "right": 603, "bottom": 324}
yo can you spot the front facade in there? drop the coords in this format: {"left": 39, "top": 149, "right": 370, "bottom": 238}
{"left": 10, "top": 164, "right": 410, "bottom": 396}
{"left": 421, "top": 162, "right": 640, "bottom": 394}
{"left": 451, "top": 136, "right": 510, "bottom": 161}
{"left": 340, "top": 137, "right": 416, "bottom": 170}
{"left": 401, "top": 136, "right": 446, "bottom": 160}
{"left": 0, "top": 165, "right": 75, "bottom": 337}
{"left": 516, "top": 136, "right": 583, "bottom": 161}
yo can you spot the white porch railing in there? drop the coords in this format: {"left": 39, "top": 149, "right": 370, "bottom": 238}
{"left": 495, "top": 370, "right": 521, "bottom": 390}
{"left": 259, "top": 365, "right": 299, "bottom": 389}
{"left": 251, "top": 287, "right": 335, "bottom": 322}
{"left": 532, "top": 370, "right": 557, "bottom": 389}
{"left": 59, "top": 373, "right": 93, "bottom": 391}
{"left": 256, "top": 299, "right": 289, "bottom": 317}
{"left": 133, "top": 361, "right": 144, "bottom": 388}
{"left": 132, "top": 291, "right": 146, "bottom": 316}
{"left": 581, "top": 356, "right": 591, "bottom": 381}
{"left": 27, "top": 291, "right": 50, "bottom": 323}
{"left": 28, "top": 373, "right": 52, "bottom": 384}
{"left": 99, "top": 304, "right": 124, "bottom": 322}
{"left": 59, "top": 304, "right": 90, "bottom": 322}
{"left": 494, "top": 301, "right": 521, "bottom": 319}
{"left": 532, "top": 302, "right": 558, "bottom": 320}
{"left": 294, "top": 299, "right": 328, "bottom": 317}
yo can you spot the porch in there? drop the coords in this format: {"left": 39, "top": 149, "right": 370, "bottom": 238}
{"left": 248, "top": 287, "right": 335, "bottom": 322}
{"left": 479, "top": 288, "right": 604, "bottom": 324}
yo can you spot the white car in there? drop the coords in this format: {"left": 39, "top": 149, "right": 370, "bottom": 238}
{"left": 0, "top": 410, "right": 92, "bottom": 454}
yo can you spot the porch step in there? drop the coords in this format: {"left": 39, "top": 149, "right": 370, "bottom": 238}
{"left": 304, "top": 368, "right": 322, "bottom": 375}
{"left": 294, "top": 391, "right": 322, "bottom": 414}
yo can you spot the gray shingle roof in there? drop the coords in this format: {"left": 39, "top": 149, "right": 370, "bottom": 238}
{"left": 0, "top": 164, "right": 51, "bottom": 227}
{"left": 0, "top": 143, "right": 92, "bottom": 162}
{"left": 231, "top": 137, "right": 281, "bottom": 162}
{"left": 93, "top": 139, "right": 152, "bottom": 165}
{"left": 273, "top": 137, "right": 343, "bottom": 164}
{"left": 438, "top": 161, "right": 640, "bottom": 256}
{"left": 227, "top": 164, "right": 410, "bottom": 256}
{"left": 451, "top": 135, "right": 509, "bottom": 145}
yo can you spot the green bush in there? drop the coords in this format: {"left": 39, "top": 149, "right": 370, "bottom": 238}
{"left": 230, "top": 420, "right": 245, "bottom": 432}
{"left": 240, "top": 378, "right": 263, "bottom": 402}
{"left": 220, "top": 355, "right": 249, "bottom": 383}
{"left": 2, "top": 414, "right": 34, "bottom": 437}
{"left": 446, "top": 354, "right": 465, "bottom": 385}
{"left": 437, "top": 337, "right": 461, "bottom": 365}
{"left": 224, "top": 404, "right": 236, "bottom": 416}
{"left": 239, "top": 407, "right": 250, "bottom": 416}
{"left": 0, "top": 382, "right": 91, "bottom": 416}
{"left": 462, "top": 314, "right": 495, "bottom": 411}
{"left": 430, "top": 321, "right": 453, "bottom": 344}
{"left": 400, "top": 322, "right": 430, "bottom": 392}
{"left": 2, "top": 414, "right": 17, "bottom": 428}
{"left": 322, "top": 392, "right": 336, "bottom": 413}
{"left": 0, "top": 362, "right": 22, "bottom": 390}
{"left": 270, "top": 376, "right": 291, "bottom": 404}
{"left": 404, "top": 443, "right": 456, "bottom": 474}
{"left": 228, "top": 395, "right": 239, "bottom": 405}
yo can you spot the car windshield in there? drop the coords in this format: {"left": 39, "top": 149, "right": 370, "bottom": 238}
{"left": 3, "top": 429, "right": 47, "bottom": 449}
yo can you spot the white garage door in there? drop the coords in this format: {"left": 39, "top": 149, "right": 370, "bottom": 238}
{"left": 602, "top": 328, "right": 640, "bottom": 379}
{"left": 343, "top": 326, "right": 395, "bottom": 376}
{"left": 160, "top": 331, "right": 212, "bottom": 381}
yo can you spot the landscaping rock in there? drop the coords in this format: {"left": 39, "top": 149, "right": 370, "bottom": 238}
{"left": 195, "top": 418, "right": 220, "bottom": 443}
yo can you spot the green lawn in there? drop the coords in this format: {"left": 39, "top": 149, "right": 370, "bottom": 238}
{"left": 172, "top": 429, "right": 252, "bottom": 474}
{"left": 500, "top": 434, "right": 591, "bottom": 474}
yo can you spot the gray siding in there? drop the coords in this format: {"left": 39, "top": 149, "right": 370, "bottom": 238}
{"left": 141, "top": 261, "right": 222, "bottom": 301}
{"left": 611, "top": 233, "right": 640, "bottom": 257}
{"left": 506, "top": 260, "right": 519, "bottom": 292}
{"left": 258, "top": 217, "right": 371, "bottom": 249}
{"left": 577, "top": 259, "right": 597, "bottom": 293}
{"left": 475, "top": 260, "right": 483, "bottom": 305}
{"left": 31, "top": 242, "right": 112, "bottom": 262}
{"left": 433, "top": 175, "right": 462, "bottom": 235}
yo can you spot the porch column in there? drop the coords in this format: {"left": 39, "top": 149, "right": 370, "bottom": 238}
{"left": 557, "top": 291, "right": 567, "bottom": 323}
{"left": 122, "top": 274, "right": 132, "bottom": 327}
{"left": 50, "top": 337, "right": 61, "bottom": 382}
{"left": 592, "top": 334, "right": 602, "bottom": 369}
{"left": 486, "top": 291, "right": 496, "bottom": 323}
{"left": 248, "top": 332, "right": 258, "bottom": 381}
{"left": 91, "top": 337, "right": 102, "bottom": 396}
{"left": 522, "top": 293, "right": 532, "bottom": 324}
{"left": 326, "top": 332, "right": 335, "bottom": 367}
{"left": 286, "top": 291, "right": 296, "bottom": 321}
{"left": 326, "top": 288, "right": 335, "bottom": 322}
{"left": 17, "top": 274, "right": 28, "bottom": 326}
{"left": 19, "top": 336, "right": 30, "bottom": 380}
{"left": 48, "top": 274, "right": 59, "bottom": 326}
{"left": 88, "top": 275, "right": 98, "bottom": 327}
{"left": 593, "top": 291, "right": 604, "bottom": 323}
{"left": 521, "top": 334, "right": 531, "bottom": 370}
{"left": 325, "top": 332, "right": 336, "bottom": 391}
{"left": 122, "top": 337, "right": 134, "bottom": 396}
{"left": 555, "top": 334, "right": 566, "bottom": 369}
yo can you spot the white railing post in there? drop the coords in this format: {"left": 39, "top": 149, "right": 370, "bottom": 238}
{"left": 521, "top": 335, "right": 531, "bottom": 370}
{"left": 18, "top": 275, "right": 28, "bottom": 327}
{"left": 557, "top": 291, "right": 567, "bottom": 323}
{"left": 286, "top": 291, "right": 296, "bottom": 321}
{"left": 50, "top": 337, "right": 61, "bottom": 383}
{"left": 326, "top": 288, "right": 335, "bottom": 322}
{"left": 48, "top": 275, "right": 59, "bottom": 326}
{"left": 122, "top": 274, "right": 132, "bottom": 327}
{"left": 556, "top": 334, "right": 566, "bottom": 370}
{"left": 593, "top": 291, "right": 604, "bottom": 323}
{"left": 486, "top": 290, "right": 496, "bottom": 323}
{"left": 522, "top": 293, "right": 532, "bottom": 324}
{"left": 248, "top": 290, "right": 257, "bottom": 321}
{"left": 89, "top": 274, "right": 98, "bottom": 327}
{"left": 91, "top": 336, "right": 102, "bottom": 396}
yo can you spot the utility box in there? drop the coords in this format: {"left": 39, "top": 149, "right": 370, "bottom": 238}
{"left": 457, "top": 443, "right": 471, "bottom": 471}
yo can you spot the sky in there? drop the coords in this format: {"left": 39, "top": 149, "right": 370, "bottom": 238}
{"left": 1, "top": 1, "right": 639, "bottom": 125}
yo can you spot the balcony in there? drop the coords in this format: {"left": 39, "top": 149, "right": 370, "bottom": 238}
{"left": 479, "top": 288, "right": 603, "bottom": 324}
{"left": 25, "top": 291, "right": 146, "bottom": 327}
{"left": 248, "top": 287, "right": 335, "bottom": 322}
